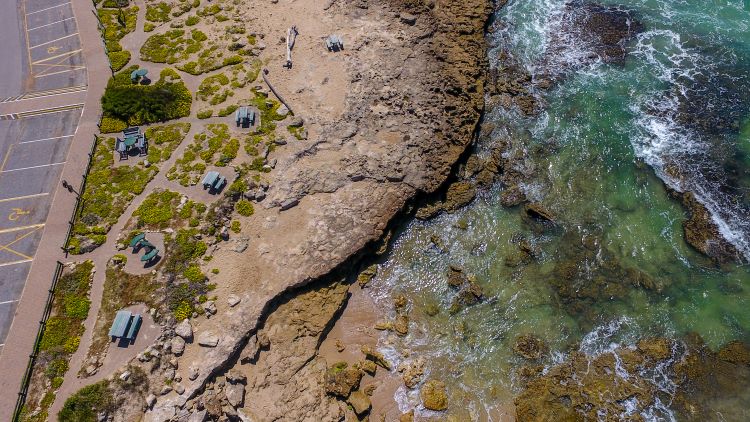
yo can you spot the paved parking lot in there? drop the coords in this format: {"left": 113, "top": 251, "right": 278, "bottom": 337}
{"left": 0, "top": 109, "right": 82, "bottom": 354}
{"left": 23, "top": 0, "right": 86, "bottom": 91}
{"left": 0, "top": 0, "right": 88, "bottom": 355}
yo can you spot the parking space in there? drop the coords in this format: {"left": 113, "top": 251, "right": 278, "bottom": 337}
{"left": 23, "top": 0, "right": 85, "bottom": 91}
{"left": 0, "top": 106, "right": 81, "bottom": 347}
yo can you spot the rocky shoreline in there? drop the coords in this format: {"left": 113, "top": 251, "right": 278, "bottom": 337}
{"left": 139, "top": 0, "right": 494, "bottom": 420}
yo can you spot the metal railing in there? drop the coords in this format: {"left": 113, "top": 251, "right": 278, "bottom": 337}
{"left": 12, "top": 261, "right": 64, "bottom": 422}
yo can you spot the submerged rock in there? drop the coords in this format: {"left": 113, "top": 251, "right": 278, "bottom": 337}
{"left": 420, "top": 379, "right": 448, "bottom": 411}
{"left": 679, "top": 191, "right": 741, "bottom": 263}
{"left": 513, "top": 334, "right": 548, "bottom": 360}
{"left": 515, "top": 336, "right": 750, "bottom": 421}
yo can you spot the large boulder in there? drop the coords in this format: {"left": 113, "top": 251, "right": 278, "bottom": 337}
{"left": 324, "top": 362, "right": 363, "bottom": 398}
{"left": 171, "top": 336, "right": 186, "bottom": 356}
{"left": 347, "top": 390, "right": 371, "bottom": 416}
{"left": 197, "top": 332, "right": 219, "bottom": 347}
{"left": 225, "top": 382, "right": 245, "bottom": 408}
{"left": 175, "top": 319, "right": 193, "bottom": 340}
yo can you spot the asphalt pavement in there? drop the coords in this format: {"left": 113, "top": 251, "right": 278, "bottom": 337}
{"left": 0, "top": 0, "right": 87, "bottom": 356}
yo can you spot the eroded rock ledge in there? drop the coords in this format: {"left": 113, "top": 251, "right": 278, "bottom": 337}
{"left": 147, "top": 0, "right": 492, "bottom": 419}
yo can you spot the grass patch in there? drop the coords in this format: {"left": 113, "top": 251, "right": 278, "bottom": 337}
{"left": 97, "top": 7, "right": 138, "bottom": 53}
{"left": 197, "top": 73, "right": 230, "bottom": 105}
{"left": 235, "top": 199, "right": 254, "bottom": 216}
{"left": 145, "top": 2, "right": 172, "bottom": 22}
{"left": 132, "top": 189, "right": 181, "bottom": 229}
{"left": 167, "top": 124, "right": 238, "bottom": 185}
{"left": 70, "top": 138, "right": 157, "bottom": 254}
{"left": 144, "top": 122, "right": 191, "bottom": 164}
{"left": 20, "top": 262, "right": 94, "bottom": 422}
{"left": 108, "top": 50, "right": 131, "bottom": 72}
{"left": 185, "top": 15, "right": 200, "bottom": 26}
{"left": 58, "top": 381, "right": 114, "bottom": 422}
{"left": 197, "top": 109, "right": 213, "bottom": 119}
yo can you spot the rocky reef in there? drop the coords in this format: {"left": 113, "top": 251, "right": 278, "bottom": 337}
{"left": 515, "top": 336, "right": 750, "bottom": 421}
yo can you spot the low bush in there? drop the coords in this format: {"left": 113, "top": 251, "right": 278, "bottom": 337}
{"left": 185, "top": 15, "right": 200, "bottom": 26}
{"left": 99, "top": 116, "right": 127, "bottom": 133}
{"left": 235, "top": 199, "right": 254, "bottom": 216}
{"left": 197, "top": 109, "right": 213, "bottom": 119}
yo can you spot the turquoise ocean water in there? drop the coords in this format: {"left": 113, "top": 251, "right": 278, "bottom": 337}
{"left": 369, "top": 0, "right": 750, "bottom": 419}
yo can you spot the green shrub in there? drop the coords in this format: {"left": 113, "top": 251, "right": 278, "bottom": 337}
{"left": 230, "top": 220, "right": 241, "bottom": 233}
{"left": 101, "top": 66, "right": 192, "bottom": 126}
{"left": 197, "top": 109, "right": 213, "bottom": 119}
{"left": 99, "top": 116, "right": 127, "bottom": 133}
{"left": 58, "top": 381, "right": 114, "bottom": 422}
{"left": 185, "top": 15, "right": 200, "bottom": 26}
{"left": 235, "top": 200, "right": 254, "bottom": 216}
{"left": 197, "top": 4, "right": 220, "bottom": 16}
{"left": 191, "top": 29, "right": 208, "bottom": 42}
{"left": 108, "top": 50, "right": 131, "bottom": 72}
{"left": 45, "top": 358, "right": 69, "bottom": 379}
{"left": 51, "top": 377, "right": 65, "bottom": 389}
{"left": 217, "top": 104, "right": 238, "bottom": 117}
{"left": 144, "top": 22, "right": 156, "bottom": 32}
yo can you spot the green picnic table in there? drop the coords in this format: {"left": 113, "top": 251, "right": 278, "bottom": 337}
{"left": 130, "top": 68, "right": 148, "bottom": 81}
{"left": 109, "top": 310, "right": 132, "bottom": 338}
{"left": 141, "top": 248, "right": 159, "bottom": 262}
{"left": 129, "top": 233, "right": 145, "bottom": 248}
{"left": 124, "top": 136, "right": 138, "bottom": 147}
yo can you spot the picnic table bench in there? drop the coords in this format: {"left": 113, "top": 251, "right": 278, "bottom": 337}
{"left": 202, "top": 171, "right": 226, "bottom": 192}
{"left": 129, "top": 233, "right": 146, "bottom": 248}
{"left": 141, "top": 247, "right": 159, "bottom": 262}
{"left": 109, "top": 310, "right": 132, "bottom": 339}
{"left": 235, "top": 106, "right": 256, "bottom": 128}
{"left": 325, "top": 35, "right": 344, "bottom": 52}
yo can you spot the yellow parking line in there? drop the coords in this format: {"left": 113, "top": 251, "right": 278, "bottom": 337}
{"left": 0, "top": 146, "right": 13, "bottom": 172}
{"left": 29, "top": 33, "right": 79, "bottom": 49}
{"left": 0, "top": 193, "right": 49, "bottom": 203}
{"left": 31, "top": 49, "right": 82, "bottom": 64}
{"left": 0, "top": 227, "right": 41, "bottom": 260}
{"left": 34, "top": 67, "right": 86, "bottom": 78}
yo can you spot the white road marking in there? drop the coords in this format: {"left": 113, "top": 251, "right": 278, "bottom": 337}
{"left": 26, "top": 2, "right": 71, "bottom": 15}
{"left": 29, "top": 32, "right": 79, "bottom": 49}
{"left": 0, "top": 193, "right": 49, "bottom": 203}
{"left": 0, "top": 259, "right": 32, "bottom": 268}
{"left": 27, "top": 16, "right": 75, "bottom": 31}
{"left": 0, "top": 299, "right": 20, "bottom": 305}
{"left": 19, "top": 134, "right": 74, "bottom": 145}
{"left": 2, "top": 162, "right": 65, "bottom": 173}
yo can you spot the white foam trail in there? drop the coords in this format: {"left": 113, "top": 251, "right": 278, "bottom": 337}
{"left": 629, "top": 29, "right": 750, "bottom": 260}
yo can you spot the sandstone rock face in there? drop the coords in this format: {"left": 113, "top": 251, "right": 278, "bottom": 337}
{"left": 237, "top": 281, "right": 350, "bottom": 420}
{"left": 420, "top": 379, "right": 448, "bottom": 411}
{"left": 513, "top": 334, "right": 548, "bottom": 360}
{"left": 149, "top": 0, "right": 490, "bottom": 418}
{"left": 679, "top": 191, "right": 740, "bottom": 263}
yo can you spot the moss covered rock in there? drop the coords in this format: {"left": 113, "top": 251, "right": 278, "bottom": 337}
{"left": 420, "top": 379, "right": 448, "bottom": 411}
